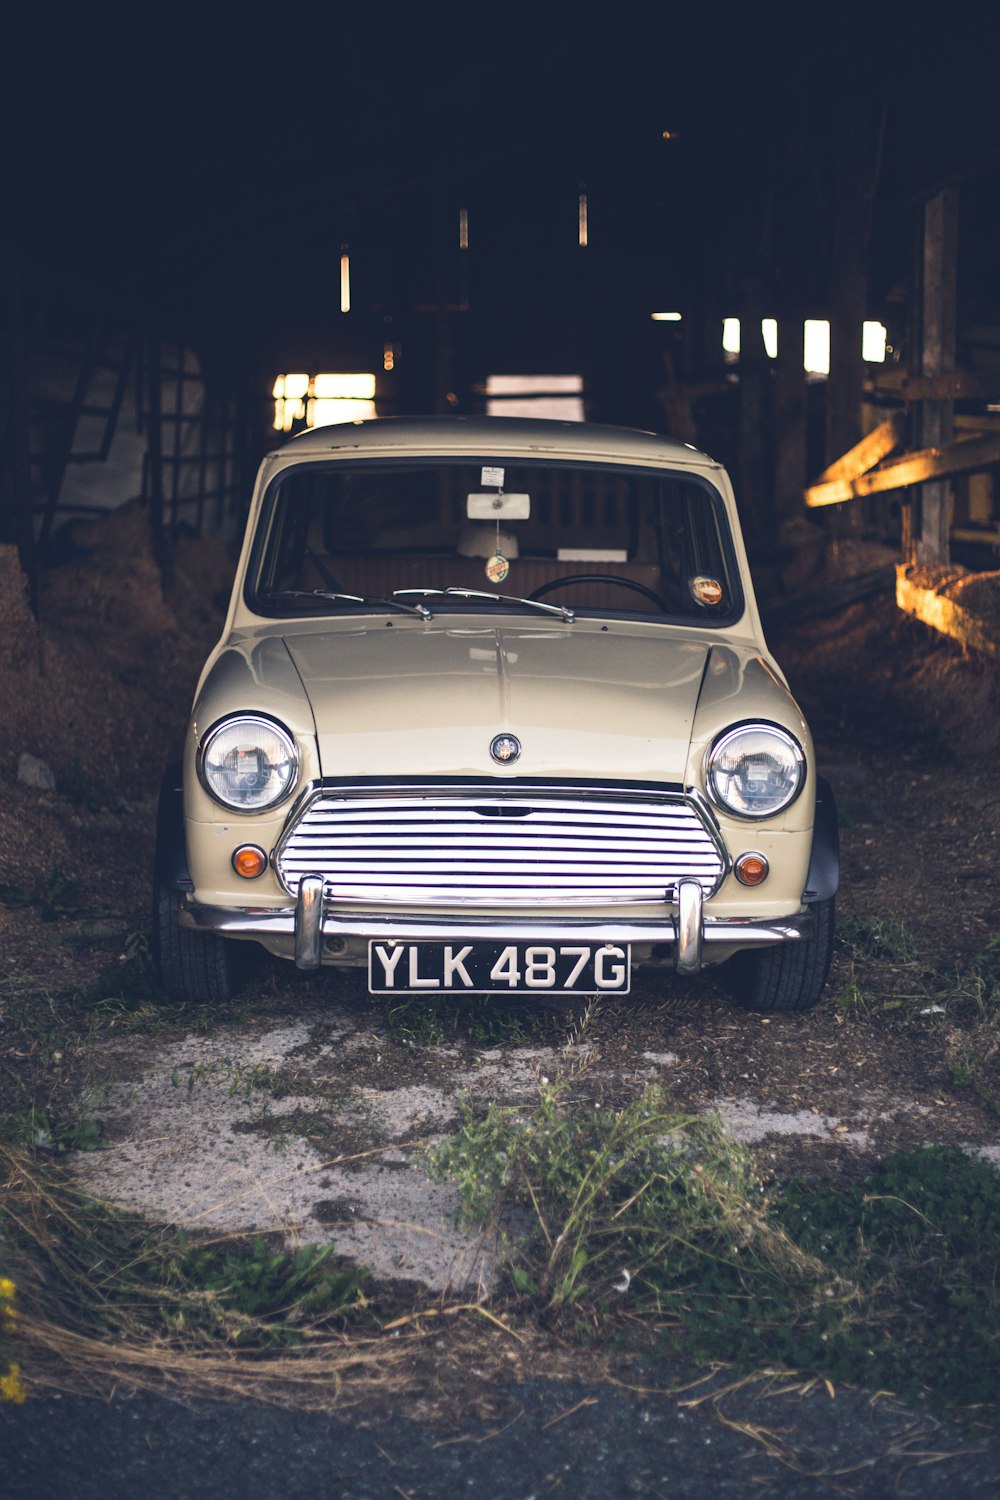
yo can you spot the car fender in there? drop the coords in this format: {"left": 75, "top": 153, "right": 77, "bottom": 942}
{"left": 154, "top": 762, "right": 193, "bottom": 891}
{"left": 802, "top": 775, "right": 839, "bottom": 903}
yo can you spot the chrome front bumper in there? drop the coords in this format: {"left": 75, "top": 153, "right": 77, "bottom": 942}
{"left": 180, "top": 879, "right": 814, "bottom": 976}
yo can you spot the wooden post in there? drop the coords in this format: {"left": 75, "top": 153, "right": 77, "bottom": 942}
{"left": 737, "top": 273, "right": 770, "bottom": 543}
{"left": 913, "top": 188, "right": 958, "bottom": 564}
{"left": 774, "top": 307, "right": 808, "bottom": 530}
{"left": 825, "top": 126, "right": 870, "bottom": 473}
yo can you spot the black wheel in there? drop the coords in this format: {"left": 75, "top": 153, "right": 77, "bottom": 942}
{"left": 527, "top": 574, "right": 672, "bottom": 611}
{"left": 154, "top": 882, "right": 249, "bottom": 1003}
{"left": 724, "top": 897, "right": 835, "bottom": 1013}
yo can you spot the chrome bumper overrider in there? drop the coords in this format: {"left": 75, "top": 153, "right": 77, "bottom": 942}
{"left": 180, "top": 879, "right": 815, "bottom": 975}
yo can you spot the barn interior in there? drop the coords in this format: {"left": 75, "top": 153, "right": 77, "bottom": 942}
{"left": 3, "top": 14, "right": 1000, "bottom": 641}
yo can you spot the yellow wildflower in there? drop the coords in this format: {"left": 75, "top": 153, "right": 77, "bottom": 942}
{"left": 0, "top": 1363, "right": 27, "bottom": 1404}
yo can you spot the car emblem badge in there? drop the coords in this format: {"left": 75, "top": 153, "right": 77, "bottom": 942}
{"left": 490, "top": 733, "right": 521, "bottom": 764}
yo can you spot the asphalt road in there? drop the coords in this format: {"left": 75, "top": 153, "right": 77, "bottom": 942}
{"left": 3, "top": 1375, "right": 999, "bottom": 1499}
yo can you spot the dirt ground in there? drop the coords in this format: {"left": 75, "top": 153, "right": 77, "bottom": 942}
{"left": 1, "top": 517, "right": 1000, "bottom": 1288}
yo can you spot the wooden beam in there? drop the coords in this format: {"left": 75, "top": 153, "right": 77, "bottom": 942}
{"left": 815, "top": 412, "right": 905, "bottom": 485}
{"left": 896, "top": 564, "right": 1000, "bottom": 661}
{"left": 865, "top": 369, "right": 998, "bottom": 401}
{"left": 955, "top": 412, "right": 1000, "bottom": 433}
{"left": 805, "top": 431, "right": 1000, "bottom": 508}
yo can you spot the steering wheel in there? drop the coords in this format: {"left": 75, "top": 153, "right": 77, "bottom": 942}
{"left": 528, "top": 574, "right": 672, "bottom": 611}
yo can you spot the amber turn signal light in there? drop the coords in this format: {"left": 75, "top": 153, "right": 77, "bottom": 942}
{"left": 734, "top": 852, "right": 769, "bottom": 887}
{"left": 232, "top": 845, "right": 267, "bottom": 879}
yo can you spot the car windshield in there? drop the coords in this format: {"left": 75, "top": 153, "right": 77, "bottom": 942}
{"left": 248, "top": 458, "right": 742, "bottom": 624}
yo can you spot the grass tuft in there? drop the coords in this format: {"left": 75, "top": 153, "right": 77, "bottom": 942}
{"left": 0, "top": 1141, "right": 401, "bottom": 1407}
{"left": 429, "top": 1082, "right": 1000, "bottom": 1425}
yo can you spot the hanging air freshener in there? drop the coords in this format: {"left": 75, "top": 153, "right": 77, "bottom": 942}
{"left": 486, "top": 551, "right": 510, "bottom": 584}
{"left": 485, "top": 511, "right": 510, "bottom": 584}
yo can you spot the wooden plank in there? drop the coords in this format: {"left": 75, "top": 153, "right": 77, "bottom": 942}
{"left": 896, "top": 565, "right": 1000, "bottom": 661}
{"left": 865, "top": 369, "right": 998, "bottom": 401}
{"left": 815, "top": 412, "right": 905, "bottom": 485}
{"left": 955, "top": 412, "right": 1000, "bottom": 433}
{"left": 805, "top": 431, "right": 1000, "bottom": 508}
{"left": 952, "top": 527, "right": 1000, "bottom": 544}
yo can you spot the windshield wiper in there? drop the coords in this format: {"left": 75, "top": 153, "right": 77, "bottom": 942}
{"left": 266, "top": 590, "right": 433, "bottom": 620}
{"left": 393, "top": 587, "right": 574, "bottom": 623}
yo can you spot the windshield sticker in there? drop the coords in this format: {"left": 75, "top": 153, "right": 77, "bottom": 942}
{"left": 481, "top": 466, "right": 505, "bottom": 488}
{"left": 690, "top": 576, "right": 725, "bottom": 607}
{"left": 486, "top": 551, "right": 510, "bottom": 584}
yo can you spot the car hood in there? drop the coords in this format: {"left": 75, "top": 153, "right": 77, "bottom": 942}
{"left": 282, "top": 619, "right": 713, "bottom": 784}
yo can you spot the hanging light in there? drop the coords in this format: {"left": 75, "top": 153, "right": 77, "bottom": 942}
{"left": 340, "top": 244, "right": 351, "bottom": 314}
{"left": 459, "top": 207, "right": 469, "bottom": 250}
{"left": 578, "top": 187, "right": 588, "bottom": 248}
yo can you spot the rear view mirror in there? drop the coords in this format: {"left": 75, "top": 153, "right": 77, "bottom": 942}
{"left": 466, "top": 492, "right": 531, "bottom": 520}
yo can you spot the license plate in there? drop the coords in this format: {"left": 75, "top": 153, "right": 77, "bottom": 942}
{"left": 368, "top": 940, "right": 631, "bottom": 995}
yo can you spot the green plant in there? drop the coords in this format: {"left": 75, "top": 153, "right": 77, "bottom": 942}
{"left": 384, "top": 995, "right": 551, "bottom": 1048}
{"left": 429, "top": 1083, "right": 843, "bottom": 1316}
{"left": 1, "top": 1143, "right": 368, "bottom": 1365}
{"left": 834, "top": 972, "right": 871, "bottom": 1018}
{"left": 777, "top": 1147, "right": 1000, "bottom": 1414}
{"left": 430, "top": 1084, "right": 1000, "bottom": 1425}
{"left": 838, "top": 913, "right": 918, "bottom": 964}
{"left": 0, "top": 1105, "right": 103, "bottom": 1155}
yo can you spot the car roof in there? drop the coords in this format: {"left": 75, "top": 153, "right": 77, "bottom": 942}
{"left": 281, "top": 415, "right": 718, "bottom": 468}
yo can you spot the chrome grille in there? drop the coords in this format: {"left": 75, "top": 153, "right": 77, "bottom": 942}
{"left": 275, "top": 785, "right": 726, "bottom": 907}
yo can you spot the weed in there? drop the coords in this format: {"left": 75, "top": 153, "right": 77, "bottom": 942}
{"left": 0, "top": 1105, "right": 103, "bottom": 1155}
{"left": 169, "top": 1060, "right": 277, "bottom": 1104}
{"left": 1, "top": 1143, "right": 368, "bottom": 1364}
{"left": 81, "top": 931, "right": 167, "bottom": 1012}
{"left": 838, "top": 914, "right": 918, "bottom": 964}
{"left": 429, "top": 1082, "right": 844, "bottom": 1316}
{"left": 834, "top": 971, "right": 871, "bottom": 1018}
{"left": 430, "top": 1082, "right": 1000, "bottom": 1425}
{"left": 777, "top": 1147, "right": 1000, "bottom": 1414}
{"left": 384, "top": 995, "right": 556, "bottom": 1048}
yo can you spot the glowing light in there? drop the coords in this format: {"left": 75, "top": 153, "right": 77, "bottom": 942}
{"left": 383, "top": 344, "right": 395, "bottom": 371}
{"left": 340, "top": 245, "right": 351, "bottom": 314}
{"left": 723, "top": 318, "right": 741, "bottom": 356}
{"left": 651, "top": 312, "right": 682, "bottom": 321}
{"left": 804, "top": 319, "right": 830, "bottom": 375}
{"left": 312, "top": 373, "right": 376, "bottom": 399}
{"left": 486, "top": 375, "right": 583, "bottom": 394}
{"left": 459, "top": 207, "right": 469, "bottom": 250}
{"left": 862, "top": 321, "right": 887, "bottom": 362}
{"left": 307, "top": 397, "right": 377, "bottom": 428}
{"left": 271, "top": 372, "right": 377, "bottom": 430}
{"left": 485, "top": 373, "right": 584, "bottom": 421}
{"left": 272, "top": 397, "right": 306, "bottom": 432}
{"left": 578, "top": 191, "right": 588, "bottom": 248}
{"left": 762, "top": 319, "right": 778, "bottom": 359}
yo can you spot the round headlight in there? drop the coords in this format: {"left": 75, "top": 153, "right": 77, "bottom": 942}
{"left": 199, "top": 715, "right": 299, "bottom": 812}
{"left": 706, "top": 724, "right": 805, "bottom": 819}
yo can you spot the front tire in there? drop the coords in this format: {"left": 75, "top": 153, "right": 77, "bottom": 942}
{"left": 724, "top": 897, "right": 835, "bottom": 1013}
{"left": 154, "top": 882, "right": 248, "bottom": 1004}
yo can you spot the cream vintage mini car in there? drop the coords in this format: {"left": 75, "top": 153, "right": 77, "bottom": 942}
{"left": 153, "top": 416, "right": 838, "bottom": 1011}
